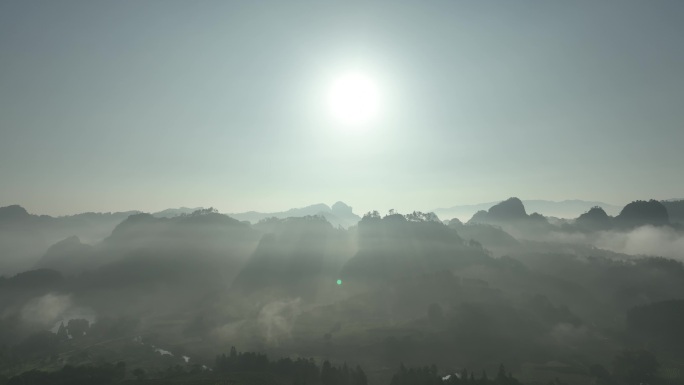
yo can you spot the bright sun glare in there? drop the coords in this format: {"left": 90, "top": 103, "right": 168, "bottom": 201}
{"left": 327, "top": 72, "right": 380, "bottom": 127}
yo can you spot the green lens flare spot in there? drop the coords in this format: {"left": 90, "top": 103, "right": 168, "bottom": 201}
{"left": 336, "top": 279, "right": 342, "bottom": 285}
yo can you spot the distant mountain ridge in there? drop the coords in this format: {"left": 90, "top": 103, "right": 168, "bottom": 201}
{"left": 433, "top": 199, "right": 623, "bottom": 221}
{"left": 3, "top": 197, "right": 681, "bottom": 276}
{"left": 229, "top": 201, "right": 361, "bottom": 229}
{"left": 147, "top": 202, "right": 362, "bottom": 228}
{"left": 0, "top": 206, "right": 144, "bottom": 275}
{"left": 152, "top": 207, "right": 203, "bottom": 218}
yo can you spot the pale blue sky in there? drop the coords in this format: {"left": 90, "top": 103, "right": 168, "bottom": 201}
{"left": 1, "top": 1, "right": 683, "bottom": 216}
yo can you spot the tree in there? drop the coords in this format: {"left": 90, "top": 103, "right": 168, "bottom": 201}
{"left": 363, "top": 210, "right": 381, "bottom": 220}
{"left": 496, "top": 364, "right": 507, "bottom": 384}
{"left": 321, "top": 361, "right": 334, "bottom": 385}
{"left": 56, "top": 322, "right": 68, "bottom": 340}
{"left": 355, "top": 365, "right": 368, "bottom": 385}
{"left": 215, "top": 353, "right": 228, "bottom": 372}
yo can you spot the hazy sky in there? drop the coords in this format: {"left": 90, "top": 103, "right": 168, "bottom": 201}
{"left": 1, "top": 1, "right": 683, "bottom": 216}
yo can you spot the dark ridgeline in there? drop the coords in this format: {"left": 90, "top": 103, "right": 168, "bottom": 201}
{"left": 390, "top": 363, "right": 523, "bottom": 385}
{"left": 574, "top": 206, "right": 613, "bottom": 232}
{"left": 565, "top": 199, "right": 674, "bottom": 233}
{"left": 614, "top": 200, "right": 670, "bottom": 228}
{"left": 467, "top": 198, "right": 554, "bottom": 240}
{"left": 230, "top": 201, "right": 362, "bottom": 229}
{"left": 0, "top": 205, "right": 141, "bottom": 275}
{"left": 469, "top": 198, "right": 528, "bottom": 224}
{"left": 662, "top": 200, "right": 684, "bottom": 224}
{"left": 214, "top": 347, "right": 368, "bottom": 385}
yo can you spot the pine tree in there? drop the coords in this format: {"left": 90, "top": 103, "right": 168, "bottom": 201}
{"left": 355, "top": 365, "right": 368, "bottom": 385}
{"left": 496, "top": 364, "right": 507, "bottom": 384}
{"left": 321, "top": 361, "right": 334, "bottom": 385}
{"left": 461, "top": 369, "right": 469, "bottom": 384}
{"left": 57, "top": 322, "right": 68, "bottom": 340}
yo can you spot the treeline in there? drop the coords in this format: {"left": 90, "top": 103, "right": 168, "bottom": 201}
{"left": 214, "top": 346, "right": 368, "bottom": 385}
{"left": 3, "top": 362, "right": 126, "bottom": 385}
{"left": 4, "top": 347, "right": 676, "bottom": 385}
{"left": 390, "top": 364, "right": 522, "bottom": 385}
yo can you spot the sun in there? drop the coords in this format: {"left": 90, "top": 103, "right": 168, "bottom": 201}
{"left": 327, "top": 72, "right": 380, "bottom": 127}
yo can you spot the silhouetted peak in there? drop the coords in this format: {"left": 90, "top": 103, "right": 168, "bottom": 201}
{"left": 55, "top": 235, "right": 81, "bottom": 246}
{"left": 577, "top": 206, "right": 610, "bottom": 222}
{"left": 573, "top": 206, "right": 613, "bottom": 231}
{"left": 0, "top": 204, "right": 30, "bottom": 220}
{"left": 616, "top": 200, "right": 669, "bottom": 227}
{"left": 331, "top": 201, "right": 353, "bottom": 214}
{"left": 124, "top": 212, "right": 156, "bottom": 222}
{"left": 488, "top": 197, "right": 527, "bottom": 220}
{"left": 153, "top": 207, "right": 203, "bottom": 218}
{"left": 108, "top": 213, "right": 158, "bottom": 238}
{"left": 528, "top": 212, "right": 548, "bottom": 222}
{"left": 176, "top": 209, "right": 246, "bottom": 228}
{"left": 303, "top": 203, "right": 331, "bottom": 212}
{"left": 38, "top": 236, "right": 92, "bottom": 273}
{"left": 586, "top": 206, "right": 608, "bottom": 217}
{"left": 469, "top": 210, "right": 489, "bottom": 223}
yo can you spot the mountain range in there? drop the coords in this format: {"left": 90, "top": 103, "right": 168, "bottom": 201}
{"left": 228, "top": 201, "right": 361, "bottom": 229}
{"left": 432, "top": 199, "right": 623, "bottom": 221}
{"left": 3, "top": 197, "right": 684, "bottom": 385}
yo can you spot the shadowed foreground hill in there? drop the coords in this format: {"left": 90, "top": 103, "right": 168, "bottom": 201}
{"left": 467, "top": 198, "right": 552, "bottom": 239}
{"left": 34, "top": 236, "right": 95, "bottom": 275}
{"left": 0, "top": 205, "right": 140, "bottom": 275}
{"left": 40, "top": 209, "right": 261, "bottom": 276}
{"left": 574, "top": 206, "right": 613, "bottom": 232}
{"left": 341, "top": 212, "right": 491, "bottom": 286}
{"left": 615, "top": 200, "right": 669, "bottom": 228}
{"left": 447, "top": 219, "right": 520, "bottom": 251}
{"left": 231, "top": 215, "right": 354, "bottom": 300}
{"left": 628, "top": 299, "right": 684, "bottom": 355}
